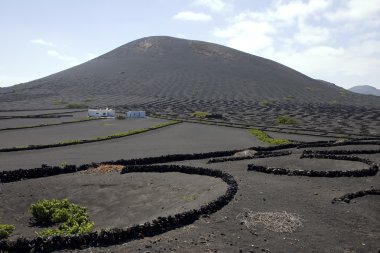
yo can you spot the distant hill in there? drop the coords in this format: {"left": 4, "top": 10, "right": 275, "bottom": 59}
{"left": 349, "top": 85, "right": 380, "bottom": 96}
{"left": 1, "top": 36, "right": 380, "bottom": 110}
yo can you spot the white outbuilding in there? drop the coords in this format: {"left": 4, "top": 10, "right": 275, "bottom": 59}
{"left": 88, "top": 108, "right": 116, "bottom": 118}
{"left": 126, "top": 111, "right": 146, "bottom": 118}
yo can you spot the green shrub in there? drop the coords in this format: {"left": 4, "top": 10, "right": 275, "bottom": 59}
{"left": 191, "top": 111, "right": 210, "bottom": 118}
{"left": 52, "top": 100, "right": 67, "bottom": 105}
{"left": 64, "top": 103, "right": 88, "bottom": 109}
{"left": 259, "top": 99, "right": 277, "bottom": 106}
{"left": 339, "top": 90, "right": 348, "bottom": 97}
{"left": 283, "top": 96, "right": 294, "bottom": 101}
{"left": 183, "top": 194, "right": 198, "bottom": 202}
{"left": 0, "top": 224, "right": 15, "bottom": 240}
{"left": 249, "top": 129, "right": 292, "bottom": 145}
{"left": 59, "top": 162, "right": 68, "bottom": 168}
{"left": 29, "top": 199, "right": 94, "bottom": 237}
{"left": 276, "top": 115, "right": 299, "bottom": 125}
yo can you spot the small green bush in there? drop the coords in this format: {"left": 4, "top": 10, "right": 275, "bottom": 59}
{"left": 259, "top": 99, "right": 277, "bottom": 106}
{"left": 339, "top": 90, "right": 348, "bottom": 97}
{"left": 0, "top": 224, "right": 15, "bottom": 240}
{"left": 276, "top": 115, "right": 299, "bottom": 125}
{"left": 283, "top": 96, "right": 294, "bottom": 101}
{"left": 29, "top": 199, "right": 94, "bottom": 237}
{"left": 249, "top": 129, "right": 292, "bottom": 145}
{"left": 191, "top": 111, "right": 210, "bottom": 118}
{"left": 59, "top": 162, "right": 68, "bottom": 168}
{"left": 64, "top": 103, "right": 88, "bottom": 109}
{"left": 183, "top": 194, "right": 198, "bottom": 202}
{"left": 52, "top": 100, "right": 68, "bottom": 105}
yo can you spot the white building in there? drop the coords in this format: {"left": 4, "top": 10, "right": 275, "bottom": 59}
{"left": 88, "top": 108, "right": 116, "bottom": 118}
{"left": 126, "top": 111, "right": 146, "bottom": 118}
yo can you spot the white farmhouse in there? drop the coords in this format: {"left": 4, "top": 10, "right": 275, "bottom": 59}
{"left": 126, "top": 111, "right": 146, "bottom": 118}
{"left": 88, "top": 108, "right": 116, "bottom": 118}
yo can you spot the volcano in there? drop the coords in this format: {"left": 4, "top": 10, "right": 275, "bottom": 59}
{"left": 1, "top": 36, "right": 380, "bottom": 111}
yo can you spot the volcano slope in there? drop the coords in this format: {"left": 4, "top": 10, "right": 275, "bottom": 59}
{"left": 1, "top": 36, "right": 379, "bottom": 137}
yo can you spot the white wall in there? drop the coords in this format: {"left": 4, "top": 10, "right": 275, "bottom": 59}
{"left": 88, "top": 109, "right": 115, "bottom": 118}
{"left": 126, "top": 111, "right": 146, "bottom": 118}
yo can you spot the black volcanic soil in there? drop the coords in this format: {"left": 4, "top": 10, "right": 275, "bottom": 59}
{"left": 265, "top": 131, "right": 335, "bottom": 142}
{"left": 0, "top": 109, "right": 85, "bottom": 117}
{"left": 0, "top": 117, "right": 167, "bottom": 148}
{"left": 145, "top": 101, "right": 380, "bottom": 137}
{"left": 0, "top": 122, "right": 265, "bottom": 171}
{"left": 0, "top": 111, "right": 89, "bottom": 129}
{"left": 61, "top": 148, "right": 380, "bottom": 253}
{"left": 0, "top": 171, "right": 226, "bottom": 240}
{"left": 244, "top": 153, "right": 369, "bottom": 172}
{"left": 0, "top": 110, "right": 379, "bottom": 252}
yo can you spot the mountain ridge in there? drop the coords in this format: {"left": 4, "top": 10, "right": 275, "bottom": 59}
{"left": 349, "top": 85, "right": 380, "bottom": 96}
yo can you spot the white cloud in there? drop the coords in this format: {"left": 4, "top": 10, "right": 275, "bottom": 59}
{"left": 235, "top": 0, "right": 330, "bottom": 26}
{"left": 213, "top": 0, "right": 332, "bottom": 53}
{"left": 327, "top": 0, "right": 380, "bottom": 22}
{"left": 269, "top": 0, "right": 330, "bottom": 24}
{"left": 30, "top": 38, "right": 54, "bottom": 47}
{"left": 293, "top": 24, "right": 330, "bottom": 45}
{"left": 214, "top": 20, "right": 275, "bottom": 52}
{"left": 0, "top": 50, "right": 99, "bottom": 87}
{"left": 0, "top": 74, "right": 41, "bottom": 87}
{"left": 352, "top": 32, "right": 378, "bottom": 43}
{"left": 173, "top": 11, "right": 212, "bottom": 22}
{"left": 47, "top": 50, "right": 79, "bottom": 66}
{"left": 267, "top": 43, "right": 380, "bottom": 88}
{"left": 86, "top": 53, "right": 98, "bottom": 60}
{"left": 193, "top": 0, "right": 230, "bottom": 12}
{"left": 212, "top": 0, "right": 380, "bottom": 88}
{"left": 47, "top": 50, "right": 100, "bottom": 66}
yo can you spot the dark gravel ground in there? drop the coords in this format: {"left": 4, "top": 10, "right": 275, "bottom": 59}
{"left": 0, "top": 109, "right": 86, "bottom": 117}
{"left": 0, "top": 122, "right": 266, "bottom": 171}
{"left": 0, "top": 171, "right": 226, "bottom": 240}
{"left": 0, "top": 111, "right": 89, "bottom": 129}
{"left": 0, "top": 117, "right": 379, "bottom": 253}
{"left": 265, "top": 131, "right": 335, "bottom": 142}
{"left": 0, "top": 117, "right": 168, "bottom": 148}
{"left": 64, "top": 147, "right": 379, "bottom": 253}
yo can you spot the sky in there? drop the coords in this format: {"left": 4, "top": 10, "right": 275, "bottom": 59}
{"left": 0, "top": 0, "right": 380, "bottom": 89}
